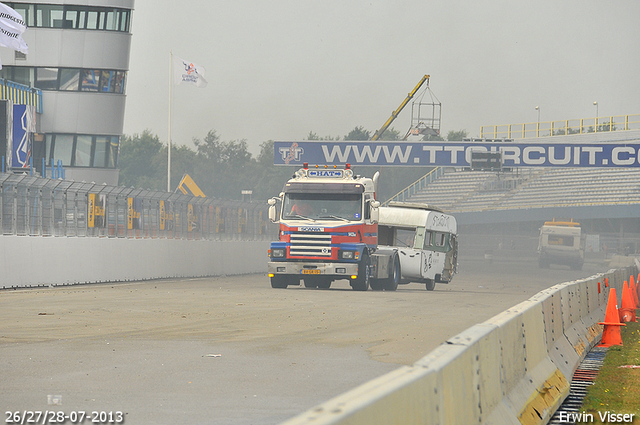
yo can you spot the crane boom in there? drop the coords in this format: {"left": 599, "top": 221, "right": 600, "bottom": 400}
{"left": 371, "top": 74, "right": 429, "bottom": 141}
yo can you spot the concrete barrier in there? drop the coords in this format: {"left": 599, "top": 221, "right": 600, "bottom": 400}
{"left": 280, "top": 265, "right": 636, "bottom": 425}
{"left": 0, "top": 235, "right": 270, "bottom": 288}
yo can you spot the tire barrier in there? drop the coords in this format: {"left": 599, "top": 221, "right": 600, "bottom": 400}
{"left": 280, "top": 265, "right": 636, "bottom": 425}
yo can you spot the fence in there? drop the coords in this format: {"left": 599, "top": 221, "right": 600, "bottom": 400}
{"left": 0, "top": 172, "right": 276, "bottom": 241}
{"left": 480, "top": 113, "right": 640, "bottom": 139}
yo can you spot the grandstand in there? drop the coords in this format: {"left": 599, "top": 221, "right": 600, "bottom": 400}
{"left": 386, "top": 127, "right": 640, "bottom": 256}
{"left": 402, "top": 167, "right": 640, "bottom": 214}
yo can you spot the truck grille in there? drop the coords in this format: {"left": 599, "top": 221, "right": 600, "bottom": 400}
{"left": 289, "top": 232, "right": 332, "bottom": 257}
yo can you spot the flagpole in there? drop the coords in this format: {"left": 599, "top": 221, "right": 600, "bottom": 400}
{"left": 168, "top": 50, "right": 172, "bottom": 192}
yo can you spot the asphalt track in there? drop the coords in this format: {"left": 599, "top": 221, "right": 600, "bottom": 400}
{"left": 0, "top": 257, "right": 608, "bottom": 425}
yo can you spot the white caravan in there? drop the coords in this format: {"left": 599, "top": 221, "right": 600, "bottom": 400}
{"left": 377, "top": 202, "right": 457, "bottom": 291}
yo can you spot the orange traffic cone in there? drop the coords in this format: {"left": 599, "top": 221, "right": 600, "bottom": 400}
{"left": 599, "top": 288, "right": 625, "bottom": 347}
{"left": 630, "top": 275, "right": 640, "bottom": 309}
{"left": 619, "top": 281, "right": 637, "bottom": 323}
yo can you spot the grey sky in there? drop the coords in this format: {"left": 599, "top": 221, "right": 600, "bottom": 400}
{"left": 123, "top": 0, "right": 640, "bottom": 155}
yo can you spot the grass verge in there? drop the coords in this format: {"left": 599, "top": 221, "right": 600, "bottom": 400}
{"left": 579, "top": 320, "right": 640, "bottom": 424}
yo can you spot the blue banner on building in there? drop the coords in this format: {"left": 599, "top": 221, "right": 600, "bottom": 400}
{"left": 12, "top": 104, "right": 33, "bottom": 168}
{"left": 274, "top": 140, "right": 640, "bottom": 168}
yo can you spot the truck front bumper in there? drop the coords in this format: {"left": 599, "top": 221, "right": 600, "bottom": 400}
{"left": 268, "top": 261, "right": 359, "bottom": 277}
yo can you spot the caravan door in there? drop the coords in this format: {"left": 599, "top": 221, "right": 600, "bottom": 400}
{"left": 395, "top": 226, "right": 422, "bottom": 279}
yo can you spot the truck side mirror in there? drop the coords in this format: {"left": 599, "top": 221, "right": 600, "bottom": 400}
{"left": 369, "top": 200, "right": 380, "bottom": 223}
{"left": 268, "top": 197, "right": 278, "bottom": 222}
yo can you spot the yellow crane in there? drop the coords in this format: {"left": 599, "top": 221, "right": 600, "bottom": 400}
{"left": 371, "top": 74, "right": 430, "bottom": 141}
{"left": 176, "top": 173, "right": 206, "bottom": 197}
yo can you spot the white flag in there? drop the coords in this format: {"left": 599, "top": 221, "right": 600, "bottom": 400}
{"left": 0, "top": 2, "right": 28, "bottom": 69}
{"left": 0, "top": 2, "right": 27, "bottom": 32}
{"left": 173, "top": 55, "right": 207, "bottom": 88}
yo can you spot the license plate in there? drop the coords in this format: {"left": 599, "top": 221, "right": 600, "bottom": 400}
{"left": 302, "top": 269, "right": 321, "bottom": 274}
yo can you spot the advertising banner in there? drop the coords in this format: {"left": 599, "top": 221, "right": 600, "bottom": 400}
{"left": 273, "top": 140, "right": 640, "bottom": 168}
{"left": 12, "top": 104, "right": 33, "bottom": 168}
{"left": 159, "top": 200, "right": 166, "bottom": 230}
{"left": 159, "top": 201, "right": 173, "bottom": 231}
{"left": 187, "top": 203, "right": 197, "bottom": 232}
{"left": 127, "top": 197, "right": 142, "bottom": 230}
{"left": 87, "top": 194, "right": 106, "bottom": 228}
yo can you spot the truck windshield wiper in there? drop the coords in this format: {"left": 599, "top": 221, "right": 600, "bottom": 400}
{"left": 319, "top": 215, "right": 349, "bottom": 222}
{"left": 286, "top": 214, "right": 316, "bottom": 222}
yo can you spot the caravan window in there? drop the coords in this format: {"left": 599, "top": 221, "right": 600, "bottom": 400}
{"left": 434, "top": 232, "right": 446, "bottom": 247}
{"left": 423, "top": 231, "right": 432, "bottom": 249}
{"left": 394, "top": 228, "right": 415, "bottom": 248}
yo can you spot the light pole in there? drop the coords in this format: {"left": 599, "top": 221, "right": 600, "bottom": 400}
{"left": 593, "top": 101, "right": 598, "bottom": 132}
{"left": 535, "top": 106, "right": 540, "bottom": 137}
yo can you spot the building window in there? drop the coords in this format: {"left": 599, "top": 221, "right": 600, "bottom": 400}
{"left": 93, "top": 137, "right": 109, "bottom": 167}
{"left": 118, "top": 9, "right": 129, "bottom": 32}
{"left": 108, "top": 136, "right": 119, "bottom": 167}
{"left": 46, "top": 134, "right": 119, "bottom": 168}
{"left": 10, "top": 4, "right": 34, "bottom": 27}
{"left": 59, "top": 68, "right": 81, "bottom": 91}
{"left": 51, "top": 134, "right": 74, "bottom": 166}
{"left": 5, "top": 3, "right": 131, "bottom": 32}
{"left": 3, "top": 67, "right": 33, "bottom": 86}
{"left": 86, "top": 8, "right": 100, "bottom": 30}
{"left": 36, "top": 4, "right": 64, "bottom": 28}
{"left": 81, "top": 70, "right": 100, "bottom": 91}
{"left": 99, "top": 70, "right": 114, "bottom": 92}
{"left": 64, "top": 6, "right": 82, "bottom": 29}
{"left": 1, "top": 66, "right": 127, "bottom": 94}
{"left": 75, "top": 135, "right": 93, "bottom": 167}
{"left": 104, "top": 9, "right": 117, "bottom": 31}
{"left": 45, "top": 134, "right": 54, "bottom": 161}
{"left": 35, "top": 68, "right": 58, "bottom": 90}
{"left": 115, "top": 71, "right": 126, "bottom": 94}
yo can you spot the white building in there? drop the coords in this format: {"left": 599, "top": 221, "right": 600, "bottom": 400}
{"left": 0, "top": 0, "right": 134, "bottom": 185}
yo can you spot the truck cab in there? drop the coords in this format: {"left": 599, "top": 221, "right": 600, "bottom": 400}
{"left": 267, "top": 164, "right": 387, "bottom": 291}
{"left": 377, "top": 202, "right": 457, "bottom": 291}
{"left": 538, "top": 218, "right": 585, "bottom": 270}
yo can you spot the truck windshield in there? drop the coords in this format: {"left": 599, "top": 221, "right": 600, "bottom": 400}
{"left": 283, "top": 193, "right": 362, "bottom": 221}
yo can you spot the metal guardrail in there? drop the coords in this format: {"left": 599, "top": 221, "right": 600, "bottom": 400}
{"left": 481, "top": 113, "right": 640, "bottom": 139}
{"left": 0, "top": 79, "right": 43, "bottom": 114}
{"left": 0, "top": 172, "right": 275, "bottom": 240}
{"left": 382, "top": 167, "right": 444, "bottom": 206}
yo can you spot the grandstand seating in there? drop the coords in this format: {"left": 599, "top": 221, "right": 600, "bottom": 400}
{"left": 400, "top": 167, "right": 640, "bottom": 213}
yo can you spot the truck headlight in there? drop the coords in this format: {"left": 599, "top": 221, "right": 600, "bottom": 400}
{"left": 271, "top": 248, "right": 285, "bottom": 258}
{"left": 341, "top": 251, "right": 354, "bottom": 259}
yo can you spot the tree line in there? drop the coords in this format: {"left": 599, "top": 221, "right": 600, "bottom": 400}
{"left": 118, "top": 127, "right": 468, "bottom": 202}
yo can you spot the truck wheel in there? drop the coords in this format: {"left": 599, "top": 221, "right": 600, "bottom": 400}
{"left": 425, "top": 278, "right": 436, "bottom": 291}
{"left": 271, "top": 275, "right": 291, "bottom": 289}
{"left": 383, "top": 255, "right": 400, "bottom": 291}
{"left": 351, "top": 255, "right": 370, "bottom": 291}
